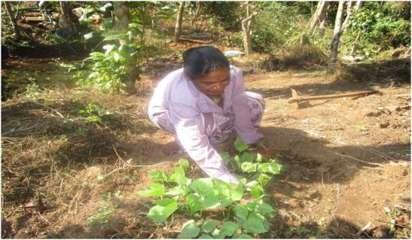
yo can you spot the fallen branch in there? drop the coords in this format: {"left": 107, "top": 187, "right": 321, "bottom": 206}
{"left": 178, "top": 37, "right": 213, "bottom": 44}
{"left": 288, "top": 88, "right": 380, "bottom": 103}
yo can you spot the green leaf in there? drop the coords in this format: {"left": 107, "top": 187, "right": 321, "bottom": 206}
{"left": 147, "top": 198, "right": 178, "bottom": 223}
{"left": 198, "top": 234, "right": 213, "bottom": 239}
{"left": 138, "top": 183, "right": 165, "bottom": 198}
{"left": 201, "top": 219, "right": 220, "bottom": 233}
{"left": 190, "top": 178, "right": 215, "bottom": 196}
{"left": 149, "top": 170, "right": 168, "bottom": 183}
{"left": 239, "top": 151, "right": 255, "bottom": 163}
{"left": 166, "top": 185, "right": 187, "bottom": 197}
{"left": 220, "top": 221, "right": 239, "bottom": 237}
{"left": 178, "top": 159, "right": 190, "bottom": 171}
{"left": 257, "top": 161, "right": 282, "bottom": 175}
{"left": 257, "top": 173, "right": 272, "bottom": 186}
{"left": 186, "top": 193, "right": 202, "bottom": 215}
{"left": 234, "top": 137, "right": 249, "bottom": 152}
{"left": 240, "top": 162, "right": 258, "bottom": 173}
{"left": 228, "top": 184, "right": 244, "bottom": 202}
{"left": 242, "top": 212, "right": 269, "bottom": 234}
{"left": 178, "top": 220, "right": 200, "bottom": 239}
{"left": 250, "top": 184, "right": 265, "bottom": 198}
{"left": 234, "top": 205, "right": 249, "bottom": 221}
{"left": 170, "top": 166, "right": 190, "bottom": 186}
{"left": 255, "top": 201, "right": 275, "bottom": 217}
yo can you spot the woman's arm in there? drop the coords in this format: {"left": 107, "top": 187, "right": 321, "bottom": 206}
{"left": 169, "top": 102, "right": 239, "bottom": 184}
{"left": 231, "top": 67, "right": 263, "bottom": 144}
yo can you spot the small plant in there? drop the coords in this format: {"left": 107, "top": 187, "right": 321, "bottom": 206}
{"left": 87, "top": 193, "right": 116, "bottom": 226}
{"left": 78, "top": 103, "right": 110, "bottom": 124}
{"left": 138, "top": 144, "right": 283, "bottom": 239}
{"left": 75, "top": 21, "right": 142, "bottom": 93}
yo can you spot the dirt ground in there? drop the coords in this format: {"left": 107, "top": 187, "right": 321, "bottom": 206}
{"left": 1, "top": 56, "right": 410, "bottom": 238}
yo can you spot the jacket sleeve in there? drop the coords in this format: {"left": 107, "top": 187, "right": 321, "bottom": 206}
{"left": 231, "top": 67, "right": 263, "bottom": 144}
{"left": 169, "top": 102, "right": 239, "bottom": 184}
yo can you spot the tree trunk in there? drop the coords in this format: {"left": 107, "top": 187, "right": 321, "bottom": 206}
{"left": 241, "top": 2, "right": 257, "bottom": 55}
{"left": 328, "top": 0, "right": 345, "bottom": 70}
{"left": 192, "top": 1, "right": 202, "bottom": 29}
{"left": 308, "top": 0, "right": 326, "bottom": 33}
{"left": 113, "top": 1, "right": 130, "bottom": 31}
{"left": 174, "top": 2, "right": 185, "bottom": 42}
{"left": 4, "top": 2, "right": 20, "bottom": 39}
{"left": 113, "top": 2, "right": 137, "bottom": 94}
{"left": 58, "top": 1, "right": 78, "bottom": 37}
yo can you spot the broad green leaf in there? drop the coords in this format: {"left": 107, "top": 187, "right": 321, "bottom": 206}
{"left": 255, "top": 200, "right": 275, "bottom": 217}
{"left": 138, "top": 183, "right": 165, "bottom": 198}
{"left": 166, "top": 185, "right": 187, "bottom": 197}
{"left": 149, "top": 170, "right": 168, "bottom": 183}
{"left": 201, "top": 194, "right": 221, "bottom": 210}
{"left": 257, "top": 161, "right": 282, "bottom": 175}
{"left": 178, "top": 220, "right": 200, "bottom": 239}
{"left": 257, "top": 173, "right": 272, "bottom": 186}
{"left": 234, "top": 205, "right": 249, "bottom": 221}
{"left": 198, "top": 234, "right": 213, "bottom": 239}
{"left": 240, "top": 162, "right": 258, "bottom": 173}
{"left": 170, "top": 166, "right": 190, "bottom": 186}
{"left": 250, "top": 184, "right": 265, "bottom": 198}
{"left": 192, "top": 179, "right": 221, "bottom": 209}
{"left": 234, "top": 137, "right": 249, "bottom": 152}
{"left": 186, "top": 193, "right": 202, "bottom": 215}
{"left": 190, "top": 178, "right": 215, "bottom": 196}
{"left": 239, "top": 151, "right": 255, "bottom": 163}
{"left": 178, "top": 159, "right": 190, "bottom": 171}
{"left": 201, "top": 219, "right": 220, "bottom": 233}
{"left": 228, "top": 184, "right": 244, "bottom": 202}
{"left": 147, "top": 198, "right": 178, "bottom": 223}
{"left": 242, "top": 212, "right": 268, "bottom": 234}
{"left": 220, "top": 221, "right": 239, "bottom": 237}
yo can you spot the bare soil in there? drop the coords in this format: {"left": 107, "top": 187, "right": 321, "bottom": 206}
{"left": 1, "top": 56, "right": 410, "bottom": 238}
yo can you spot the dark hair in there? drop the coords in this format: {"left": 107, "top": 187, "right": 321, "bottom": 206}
{"left": 183, "top": 46, "right": 229, "bottom": 79}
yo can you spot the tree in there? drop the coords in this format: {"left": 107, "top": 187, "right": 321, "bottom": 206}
{"left": 113, "top": 1, "right": 130, "bottom": 31}
{"left": 241, "top": 1, "right": 257, "bottom": 55}
{"left": 113, "top": 2, "right": 138, "bottom": 94}
{"left": 308, "top": 0, "right": 326, "bottom": 34}
{"left": 58, "top": 1, "right": 79, "bottom": 38}
{"left": 174, "top": 2, "right": 185, "bottom": 42}
{"left": 4, "top": 2, "right": 21, "bottom": 39}
{"left": 329, "top": 0, "right": 361, "bottom": 69}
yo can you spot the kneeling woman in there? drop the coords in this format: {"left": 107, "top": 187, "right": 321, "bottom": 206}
{"left": 148, "top": 46, "right": 265, "bottom": 184}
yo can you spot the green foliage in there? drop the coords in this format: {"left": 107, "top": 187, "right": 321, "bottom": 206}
{"left": 344, "top": 2, "right": 410, "bottom": 58}
{"left": 76, "top": 9, "right": 143, "bottom": 93}
{"left": 202, "top": 2, "right": 242, "bottom": 31}
{"left": 147, "top": 198, "right": 178, "bottom": 223}
{"left": 138, "top": 138, "right": 282, "bottom": 238}
{"left": 78, "top": 103, "right": 110, "bottom": 124}
{"left": 252, "top": 2, "right": 310, "bottom": 53}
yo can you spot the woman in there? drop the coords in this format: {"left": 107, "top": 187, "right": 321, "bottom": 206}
{"left": 148, "top": 46, "right": 265, "bottom": 184}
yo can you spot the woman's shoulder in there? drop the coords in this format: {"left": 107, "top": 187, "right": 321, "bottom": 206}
{"left": 162, "top": 69, "right": 197, "bottom": 106}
